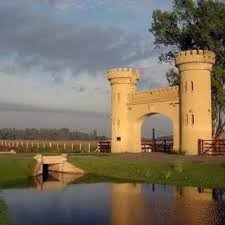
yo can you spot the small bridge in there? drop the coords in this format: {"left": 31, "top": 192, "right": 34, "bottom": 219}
{"left": 33, "top": 154, "right": 85, "bottom": 176}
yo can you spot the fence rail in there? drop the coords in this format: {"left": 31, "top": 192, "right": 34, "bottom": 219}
{"left": 142, "top": 140, "right": 173, "bottom": 153}
{"left": 0, "top": 140, "right": 98, "bottom": 152}
{"left": 198, "top": 139, "right": 225, "bottom": 155}
{"left": 97, "top": 141, "right": 111, "bottom": 153}
{"left": 97, "top": 140, "right": 173, "bottom": 153}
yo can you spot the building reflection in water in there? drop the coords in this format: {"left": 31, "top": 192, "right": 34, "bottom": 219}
{"left": 111, "top": 183, "right": 225, "bottom": 225}
{"left": 34, "top": 172, "right": 84, "bottom": 191}
{"left": 111, "top": 183, "right": 146, "bottom": 225}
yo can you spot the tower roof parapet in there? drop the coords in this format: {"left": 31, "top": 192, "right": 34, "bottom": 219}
{"left": 175, "top": 50, "right": 215, "bottom": 66}
{"left": 107, "top": 67, "right": 140, "bottom": 83}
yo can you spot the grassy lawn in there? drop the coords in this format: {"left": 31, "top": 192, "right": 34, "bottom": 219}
{"left": 0, "top": 153, "right": 224, "bottom": 188}
{"left": 0, "top": 198, "right": 12, "bottom": 225}
{"left": 0, "top": 155, "right": 35, "bottom": 188}
{"left": 69, "top": 154, "right": 225, "bottom": 188}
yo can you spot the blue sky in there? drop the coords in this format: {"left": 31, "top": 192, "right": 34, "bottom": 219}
{"left": 0, "top": 0, "right": 173, "bottom": 137}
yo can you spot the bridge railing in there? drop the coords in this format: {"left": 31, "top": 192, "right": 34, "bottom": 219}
{"left": 198, "top": 139, "right": 225, "bottom": 155}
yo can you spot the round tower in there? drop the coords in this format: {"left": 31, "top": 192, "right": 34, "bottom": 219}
{"left": 175, "top": 50, "right": 215, "bottom": 155}
{"left": 107, "top": 68, "right": 140, "bottom": 153}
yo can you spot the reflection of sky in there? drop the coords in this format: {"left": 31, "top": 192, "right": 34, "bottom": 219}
{"left": 0, "top": 0, "right": 174, "bottom": 136}
{"left": 1, "top": 182, "right": 225, "bottom": 225}
{"left": 2, "top": 183, "right": 111, "bottom": 225}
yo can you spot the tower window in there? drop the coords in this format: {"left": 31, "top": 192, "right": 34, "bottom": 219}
{"left": 185, "top": 82, "right": 188, "bottom": 92}
{"left": 117, "top": 137, "right": 121, "bottom": 141}
{"left": 185, "top": 115, "right": 188, "bottom": 125}
{"left": 191, "top": 81, "right": 194, "bottom": 92}
{"left": 192, "top": 114, "right": 195, "bottom": 125}
{"left": 117, "top": 93, "right": 120, "bottom": 102}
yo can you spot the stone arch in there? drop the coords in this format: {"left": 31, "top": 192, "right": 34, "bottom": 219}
{"left": 108, "top": 50, "right": 215, "bottom": 154}
{"left": 127, "top": 100, "right": 180, "bottom": 153}
{"left": 141, "top": 113, "right": 173, "bottom": 139}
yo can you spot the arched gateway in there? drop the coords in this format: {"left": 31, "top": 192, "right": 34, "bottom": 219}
{"left": 107, "top": 50, "right": 215, "bottom": 155}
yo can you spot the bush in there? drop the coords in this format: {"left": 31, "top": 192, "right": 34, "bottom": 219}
{"left": 173, "top": 160, "right": 184, "bottom": 174}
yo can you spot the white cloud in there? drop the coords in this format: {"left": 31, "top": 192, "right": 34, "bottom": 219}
{"left": 0, "top": 0, "right": 174, "bottom": 134}
{"left": 37, "top": 0, "right": 76, "bottom": 10}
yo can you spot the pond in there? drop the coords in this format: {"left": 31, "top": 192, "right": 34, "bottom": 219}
{"left": 1, "top": 172, "right": 225, "bottom": 225}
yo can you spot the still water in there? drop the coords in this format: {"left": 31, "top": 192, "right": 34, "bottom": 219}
{"left": 1, "top": 172, "right": 225, "bottom": 225}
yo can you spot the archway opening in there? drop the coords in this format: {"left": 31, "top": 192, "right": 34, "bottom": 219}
{"left": 141, "top": 114, "right": 173, "bottom": 152}
{"left": 42, "top": 164, "right": 49, "bottom": 181}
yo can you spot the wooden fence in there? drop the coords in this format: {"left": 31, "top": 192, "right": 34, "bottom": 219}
{"left": 0, "top": 140, "right": 98, "bottom": 152}
{"left": 97, "top": 140, "right": 173, "bottom": 153}
{"left": 142, "top": 140, "right": 173, "bottom": 153}
{"left": 96, "top": 141, "right": 111, "bottom": 153}
{"left": 198, "top": 139, "right": 225, "bottom": 155}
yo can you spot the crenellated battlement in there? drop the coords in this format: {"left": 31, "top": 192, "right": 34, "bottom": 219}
{"left": 175, "top": 50, "right": 215, "bottom": 66}
{"left": 107, "top": 67, "right": 138, "bottom": 73}
{"left": 107, "top": 67, "right": 140, "bottom": 85}
{"left": 128, "top": 86, "right": 179, "bottom": 105}
{"left": 107, "top": 67, "right": 140, "bottom": 80}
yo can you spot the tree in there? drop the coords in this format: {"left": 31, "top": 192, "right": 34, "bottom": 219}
{"left": 150, "top": 0, "right": 225, "bottom": 138}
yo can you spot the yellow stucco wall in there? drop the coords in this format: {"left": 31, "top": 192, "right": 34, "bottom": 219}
{"left": 175, "top": 50, "right": 215, "bottom": 154}
{"left": 107, "top": 50, "right": 215, "bottom": 155}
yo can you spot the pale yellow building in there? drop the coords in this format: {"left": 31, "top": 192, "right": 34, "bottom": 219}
{"left": 107, "top": 50, "right": 215, "bottom": 155}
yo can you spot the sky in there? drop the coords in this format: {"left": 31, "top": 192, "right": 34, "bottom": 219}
{"left": 0, "top": 0, "right": 174, "bottom": 137}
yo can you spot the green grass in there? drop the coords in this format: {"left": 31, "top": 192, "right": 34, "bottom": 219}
{"left": 69, "top": 155, "right": 225, "bottom": 188}
{"left": 0, "top": 198, "right": 12, "bottom": 225}
{"left": 0, "top": 155, "right": 35, "bottom": 188}
{"left": 23, "top": 147, "right": 81, "bottom": 154}
{"left": 0, "top": 153, "right": 225, "bottom": 189}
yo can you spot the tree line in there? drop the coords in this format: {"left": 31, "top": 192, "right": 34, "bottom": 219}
{"left": 0, "top": 128, "right": 107, "bottom": 140}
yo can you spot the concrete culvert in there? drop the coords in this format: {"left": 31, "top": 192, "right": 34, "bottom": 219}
{"left": 33, "top": 154, "right": 85, "bottom": 176}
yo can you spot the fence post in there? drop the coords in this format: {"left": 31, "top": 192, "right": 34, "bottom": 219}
{"left": 198, "top": 139, "right": 202, "bottom": 155}
{"left": 153, "top": 140, "right": 156, "bottom": 152}
{"left": 88, "top": 142, "right": 91, "bottom": 152}
{"left": 49, "top": 142, "right": 52, "bottom": 148}
{"left": 79, "top": 143, "right": 82, "bottom": 151}
{"left": 218, "top": 139, "right": 220, "bottom": 153}
{"left": 56, "top": 143, "right": 59, "bottom": 149}
{"left": 16, "top": 142, "right": 18, "bottom": 148}
{"left": 72, "top": 143, "right": 74, "bottom": 151}
{"left": 97, "top": 142, "right": 100, "bottom": 152}
{"left": 108, "top": 141, "right": 111, "bottom": 153}
{"left": 64, "top": 143, "right": 66, "bottom": 150}
{"left": 164, "top": 140, "right": 167, "bottom": 152}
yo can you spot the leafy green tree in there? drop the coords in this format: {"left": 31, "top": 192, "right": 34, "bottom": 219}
{"left": 150, "top": 0, "right": 225, "bottom": 137}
